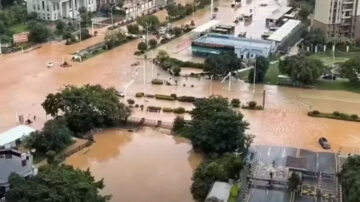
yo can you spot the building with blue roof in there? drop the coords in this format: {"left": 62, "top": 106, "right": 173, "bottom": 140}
{"left": 191, "top": 33, "right": 276, "bottom": 59}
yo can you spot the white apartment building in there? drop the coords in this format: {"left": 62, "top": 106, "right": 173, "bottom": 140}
{"left": 313, "top": 0, "right": 360, "bottom": 40}
{"left": 123, "top": 0, "right": 158, "bottom": 21}
{"left": 26, "top": 0, "right": 97, "bottom": 21}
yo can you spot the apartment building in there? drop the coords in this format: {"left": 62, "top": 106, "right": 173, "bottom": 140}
{"left": 26, "top": 0, "right": 97, "bottom": 21}
{"left": 312, "top": 0, "right": 360, "bottom": 40}
{"left": 123, "top": 0, "right": 158, "bottom": 21}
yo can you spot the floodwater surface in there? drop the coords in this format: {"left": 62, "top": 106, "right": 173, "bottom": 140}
{"left": 66, "top": 127, "right": 203, "bottom": 202}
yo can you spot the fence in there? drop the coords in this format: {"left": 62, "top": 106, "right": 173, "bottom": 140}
{"left": 58, "top": 140, "right": 92, "bottom": 160}
{"left": 127, "top": 117, "right": 173, "bottom": 129}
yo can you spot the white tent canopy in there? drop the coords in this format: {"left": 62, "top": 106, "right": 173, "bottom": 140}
{"left": 0, "top": 125, "right": 35, "bottom": 148}
{"left": 192, "top": 20, "right": 221, "bottom": 33}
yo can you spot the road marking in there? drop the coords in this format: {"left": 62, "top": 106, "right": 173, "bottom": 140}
{"left": 316, "top": 153, "right": 319, "bottom": 172}
{"left": 267, "top": 147, "right": 272, "bottom": 156}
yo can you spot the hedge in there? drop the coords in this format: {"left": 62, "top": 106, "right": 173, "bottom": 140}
{"left": 136, "top": 92, "right": 144, "bottom": 97}
{"left": 177, "top": 96, "right": 196, "bottom": 103}
{"left": 155, "top": 94, "right": 176, "bottom": 101}
{"left": 173, "top": 107, "right": 186, "bottom": 114}
{"left": 308, "top": 110, "right": 360, "bottom": 122}
{"left": 163, "top": 107, "right": 174, "bottom": 112}
{"left": 151, "top": 79, "right": 164, "bottom": 85}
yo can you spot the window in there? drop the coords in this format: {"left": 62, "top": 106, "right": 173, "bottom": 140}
{"left": 42, "top": 1, "right": 45, "bottom": 9}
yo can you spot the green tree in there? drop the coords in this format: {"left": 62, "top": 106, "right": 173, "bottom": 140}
{"left": 80, "top": 28, "right": 91, "bottom": 40}
{"left": 5, "top": 165, "right": 111, "bottom": 202}
{"left": 156, "top": 50, "right": 170, "bottom": 63}
{"left": 288, "top": 172, "right": 300, "bottom": 191}
{"left": 24, "top": 118, "right": 74, "bottom": 154}
{"left": 339, "top": 155, "right": 360, "bottom": 202}
{"left": 248, "top": 56, "right": 270, "bottom": 83}
{"left": 79, "top": 7, "right": 92, "bottom": 27}
{"left": 127, "top": 24, "right": 140, "bottom": 34}
{"left": 301, "top": 28, "right": 326, "bottom": 47}
{"left": 171, "top": 26, "right": 183, "bottom": 37}
{"left": 279, "top": 54, "right": 325, "bottom": 85}
{"left": 136, "top": 15, "right": 160, "bottom": 32}
{"left": 41, "top": 85, "right": 131, "bottom": 135}
{"left": 137, "top": 41, "right": 148, "bottom": 52}
{"left": 191, "top": 154, "right": 243, "bottom": 201}
{"left": 172, "top": 116, "right": 186, "bottom": 133}
{"left": 298, "top": 5, "right": 312, "bottom": 22}
{"left": 55, "top": 20, "right": 66, "bottom": 35}
{"left": 148, "top": 38, "right": 157, "bottom": 49}
{"left": 172, "top": 65, "right": 181, "bottom": 76}
{"left": 188, "top": 96, "right": 252, "bottom": 155}
{"left": 340, "top": 57, "right": 360, "bottom": 83}
{"left": 204, "top": 52, "right": 243, "bottom": 77}
{"left": 28, "top": 21, "right": 51, "bottom": 43}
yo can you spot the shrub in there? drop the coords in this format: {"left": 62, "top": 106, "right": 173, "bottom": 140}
{"left": 135, "top": 92, "right": 144, "bottom": 97}
{"left": 351, "top": 114, "right": 359, "bottom": 120}
{"left": 333, "top": 111, "right": 340, "bottom": 116}
{"left": 163, "top": 107, "right": 174, "bottom": 112}
{"left": 173, "top": 107, "right": 186, "bottom": 114}
{"left": 191, "top": 85, "right": 194, "bottom": 87}
{"left": 127, "top": 99, "right": 135, "bottom": 105}
{"left": 145, "top": 94, "right": 155, "bottom": 98}
{"left": 312, "top": 110, "right": 320, "bottom": 115}
{"left": 172, "top": 116, "right": 186, "bottom": 132}
{"left": 147, "top": 106, "right": 161, "bottom": 111}
{"left": 255, "top": 105, "right": 264, "bottom": 110}
{"left": 172, "top": 66, "right": 181, "bottom": 76}
{"left": 231, "top": 98, "right": 240, "bottom": 108}
{"left": 170, "top": 94, "right": 177, "bottom": 99}
{"left": 177, "top": 96, "right": 196, "bottom": 103}
{"left": 135, "top": 104, "right": 139, "bottom": 108}
{"left": 248, "top": 101, "right": 257, "bottom": 109}
{"left": 151, "top": 79, "right": 164, "bottom": 85}
{"left": 155, "top": 94, "right": 176, "bottom": 101}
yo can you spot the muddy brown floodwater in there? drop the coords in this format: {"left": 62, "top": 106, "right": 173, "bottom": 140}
{"left": 1, "top": 0, "right": 360, "bottom": 201}
{"left": 66, "top": 127, "right": 203, "bottom": 202}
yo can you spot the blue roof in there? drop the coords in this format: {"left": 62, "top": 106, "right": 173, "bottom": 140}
{"left": 193, "top": 33, "right": 274, "bottom": 51}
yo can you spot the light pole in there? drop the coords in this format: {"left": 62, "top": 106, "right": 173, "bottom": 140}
{"left": 78, "top": 14, "right": 82, "bottom": 41}
{"left": 0, "top": 36, "right": 2, "bottom": 54}
{"left": 253, "top": 57, "right": 256, "bottom": 93}
{"left": 144, "top": 54, "right": 147, "bottom": 85}
{"left": 110, "top": 4, "right": 117, "bottom": 29}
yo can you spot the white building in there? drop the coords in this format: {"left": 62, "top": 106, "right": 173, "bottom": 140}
{"left": 312, "top": 0, "right": 360, "bottom": 40}
{"left": 205, "top": 181, "right": 232, "bottom": 202}
{"left": 123, "top": 0, "right": 156, "bottom": 21}
{"left": 0, "top": 125, "right": 35, "bottom": 149}
{"left": 26, "top": 0, "right": 97, "bottom": 21}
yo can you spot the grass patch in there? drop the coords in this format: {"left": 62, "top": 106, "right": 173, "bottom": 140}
{"left": 10, "top": 23, "right": 28, "bottom": 33}
{"left": 265, "top": 60, "right": 279, "bottom": 85}
{"left": 315, "top": 80, "right": 360, "bottom": 94}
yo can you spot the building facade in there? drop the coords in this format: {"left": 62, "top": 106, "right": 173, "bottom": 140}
{"left": 26, "top": 0, "right": 97, "bottom": 21}
{"left": 313, "top": 0, "right": 360, "bottom": 40}
{"left": 191, "top": 33, "right": 276, "bottom": 59}
{"left": 123, "top": 0, "right": 157, "bottom": 21}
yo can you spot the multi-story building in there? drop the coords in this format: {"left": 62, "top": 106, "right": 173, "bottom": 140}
{"left": 26, "top": 0, "right": 97, "bottom": 21}
{"left": 312, "top": 0, "right": 360, "bottom": 40}
{"left": 123, "top": 0, "right": 158, "bottom": 21}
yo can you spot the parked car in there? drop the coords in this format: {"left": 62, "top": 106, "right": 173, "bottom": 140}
{"left": 319, "top": 137, "right": 331, "bottom": 149}
{"left": 322, "top": 74, "right": 336, "bottom": 80}
{"left": 47, "top": 61, "right": 54, "bottom": 68}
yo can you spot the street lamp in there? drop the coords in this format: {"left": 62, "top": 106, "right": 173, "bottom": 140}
{"left": 253, "top": 57, "right": 256, "bottom": 93}
{"left": 78, "top": 14, "right": 82, "bottom": 41}
{"left": 110, "top": 4, "right": 118, "bottom": 29}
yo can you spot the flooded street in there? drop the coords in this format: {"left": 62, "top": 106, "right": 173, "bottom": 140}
{"left": 1, "top": 0, "right": 360, "bottom": 200}
{"left": 66, "top": 127, "right": 203, "bottom": 202}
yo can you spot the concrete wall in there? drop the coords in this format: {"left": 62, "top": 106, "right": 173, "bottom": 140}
{"left": 314, "top": 0, "right": 331, "bottom": 24}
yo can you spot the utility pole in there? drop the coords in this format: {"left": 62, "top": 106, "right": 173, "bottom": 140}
{"left": 78, "top": 14, "right": 82, "bottom": 41}
{"left": 262, "top": 90, "right": 266, "bottom": 109}
{"left": 253, "top": 58, "right": 256, "bottom": 93}
{"left": 0, "top": 36, "right": 2, "bottom": 54}
{"left": 144, "top": 54, "right": 147, "bottom": 85}
{"left": 210, "top": 0, "right": 214, "bottom": 19}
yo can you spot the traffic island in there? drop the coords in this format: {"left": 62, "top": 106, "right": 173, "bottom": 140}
{"left": 308, "top": 110, "right": 360, "bottom": 122}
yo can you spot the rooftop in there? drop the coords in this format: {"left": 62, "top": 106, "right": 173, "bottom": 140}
{"left": 193, "top": 33, "right": 274, "bottom": 50}
{"left": 268, "top": 19, "right": 302, "bottom": 42}
{"left": 205, "top": 181, "right": 232, "bottom": 202}
{"left": 267, "top": 6, "right": 293, "bottom": 20}
{"left": 0, "top": 125, "right": 35, "bottom": 147}
{"left": 192, "top": 20, "right": 221, "bottom": 33}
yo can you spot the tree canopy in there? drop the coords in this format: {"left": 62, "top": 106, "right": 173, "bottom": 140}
{"left": 24, "top": 118, "right": 74, "bottom": 154}
{"left": 204, "top": 52, "right": 243, "bottom": 77}
{"left": 136, "top": 15, "right": 160, "bottom": 32}
{"left": 339, "top": 155, "right": 360, "bottom": 202}
{"left": 279, "top": 54, "right": 325, "bottom": 85}
{"left": 248, "top": 56, "right": 270, "bottom": 83}
{"left": 42, "top": 84, "right": 131, "bottom": 136}
{"left": 340, "top": 57, "right": 360, "bottom": 83}
{"left": 188, "top": 96, "right": 251, "bottom": 155}
{"left": 28, "top": 20, "right": 51, "bottom": 43}
{"left": 191, "top": 154, "right": 243, "bottom": 201}
{"left": 5, "top": 165, "right": 111, "bottom": 202}
{"left": 301, "top": 28, "right": 326, "bottom": 47}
